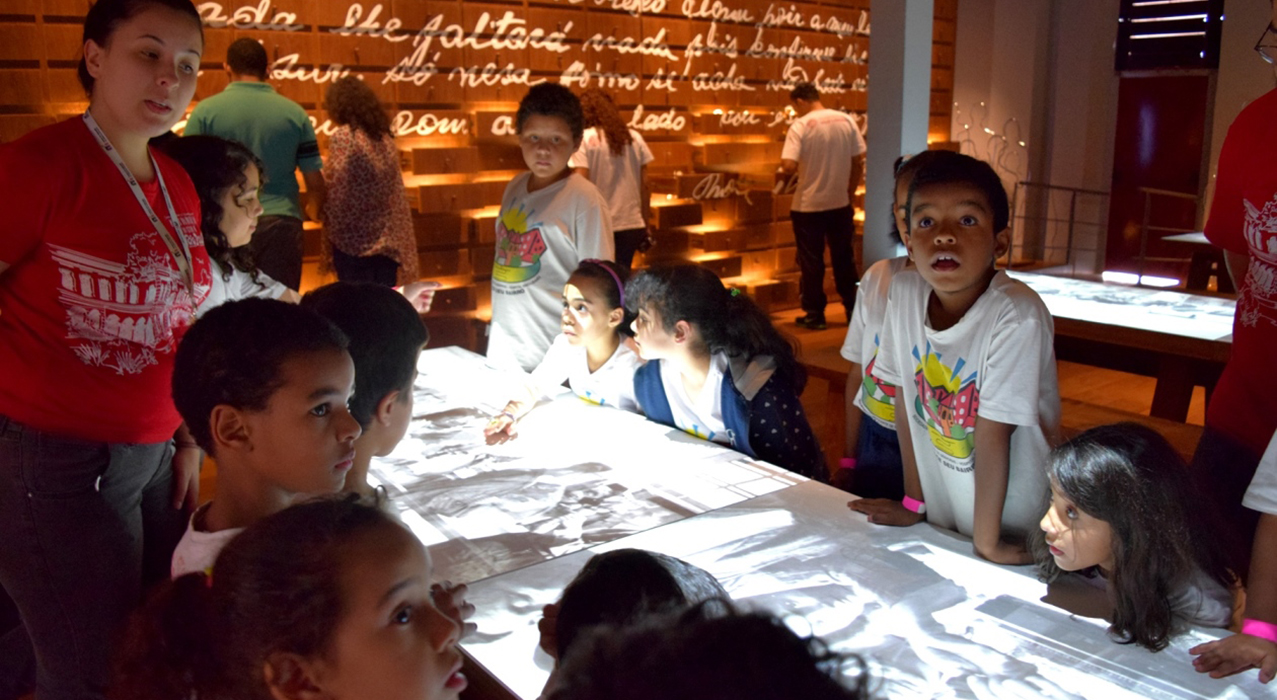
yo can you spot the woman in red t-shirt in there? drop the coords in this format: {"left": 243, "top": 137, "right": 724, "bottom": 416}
{"left": 0, "top": 1, "right": 209, "bottom": 696}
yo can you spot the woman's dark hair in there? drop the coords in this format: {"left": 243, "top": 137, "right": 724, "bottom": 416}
{"left": 554, "top": 549, "right": 728, "bottom": 659}
{"left": 301, "top": 282, "right": 430, "bottom": 429}
{"left": 324, "top": 76, "right": 393, "bottom": 140}
{"left": 158, "top": 135, "right": 265, "bottom": 281}
{"left": 906, "top": 152, "right": 1010, "bottom": 234}
{"left": 626, "top": 264, "right": 806, "bottom": 393}
{"left": 111, "top": 495, "right": 394, "bottom": 700}
{"left": 79, "top": 0, "right": 203, "bottom": 95}
{"left": 578, "top": 88, "right": 632, "bottom": 157}
{"left": 549, "top": 600, "right": 872, "bottom": 700}
{"left": 517, "top": 83, "right": 585, "bottom": 142}
{"left": 1030, "top": 423, "right": 1235, "bottom": 652}
{"left": 571, "top": 259, "right": 635, "bottom": 338}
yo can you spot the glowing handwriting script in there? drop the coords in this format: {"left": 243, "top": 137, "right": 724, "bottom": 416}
{"left": 693, "top": 173, "right": 754, "bottom": 205}
{"left": 809, "top": 11, "right": 870, "bottom": 38}
{"left": 450, "top": 63, "right": 545, "bottom": 89}
{"left": 271, "top": 54, "right": 351, "bottom": 84}
{"left": 582, "top": 29, "right": 679, "bottom": 62}
{"left": 760, "top": 3, "right": 805, "bottom": 29}
{"left": 197, "top": 1, "right": 302, "bottom": 31}
{"left": 330, "top": 4, "right": 409, "bottom": 42}
{"left": 561, "top": 62, "right": 642, "bottom": 90}
{"left": 628, "top": 105, "right": 688, "bottom": 132}
{"left": 390, "top": 112, "right": 470, "bottom": 137}
{"left": 566, "top": 0, "right": 668, "bottom": 18}
{"left": 682, "top": 0, "right": 755, "bottom": 23}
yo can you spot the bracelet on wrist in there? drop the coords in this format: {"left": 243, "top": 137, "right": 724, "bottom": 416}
{"left": 175, "top": 440, "right": 200, "bottom": 450}
{"left": 1242, "top": 618, "right": 1277, "bottom": 643}
{"left": 902, "top": 496, "right": 927, "bottom": 515}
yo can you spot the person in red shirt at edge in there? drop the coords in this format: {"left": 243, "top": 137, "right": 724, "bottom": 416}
{"left": 1191, "top": 3, "right": 1277, "bottom": 583}
{"left": 0, "top": 1, "right": 211, "bottom": 698}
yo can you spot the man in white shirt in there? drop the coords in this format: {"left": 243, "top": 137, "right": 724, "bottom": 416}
{"left": 780, "top": 83, "right": 867, "bottom": 330}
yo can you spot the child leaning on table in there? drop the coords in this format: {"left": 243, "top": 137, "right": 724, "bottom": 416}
{"left": 849, "top": 153, "right": 1060, "bottom": 565}
{"left": 487, "top": 83, "right": 615, "bottom": 373}
{"left": 1035, "top": 424, "right": 1235, "bottom": 652}
{"left": 485, "top": 259, "right": 643, "bottom": 444}
{"left": 838, "top": 150, "right": 959, "bottom": 499}
{"left": 301, "top": 282, "right": 430, "bottom": 495}
{"left": 112, "top": 495, "right": 471, "bottom": 700}
{"left": 628, "top": 263, "right": 827, "bottom": 482}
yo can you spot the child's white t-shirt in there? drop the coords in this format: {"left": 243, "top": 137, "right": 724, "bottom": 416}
{"left": 841, "top": 256, "right": 909, "bottom": 431}
{"left": 197, "top": 264, "right": 289, "bottom": 317}
{"left": 660, "top": 353, "right": 730, "bottom": 445}
{"left": 488, "top": 172, "right": 614, "bottom": 372}
{"left": 569, "top": 127, "right": 654, "bottom": 232}
{"left": 529, "top": 334, "right": 643, "bottom": 411}
{"left": 170, "top": 502, "right": 244, "bottom": 578}
{"left": 875, "top": 270, "right": 1060, "bottom": 539}
{"left": 1242, "top": 429, "right": 1277, "bottom": 515}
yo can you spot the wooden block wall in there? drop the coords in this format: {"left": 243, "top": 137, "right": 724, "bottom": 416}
{"left": 0, "top": 0, "right": 957, "bottom": 332}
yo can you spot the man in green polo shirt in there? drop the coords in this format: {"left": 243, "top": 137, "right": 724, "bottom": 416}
{"left": 185, "top": 38, "right": 326, "bottom": 291}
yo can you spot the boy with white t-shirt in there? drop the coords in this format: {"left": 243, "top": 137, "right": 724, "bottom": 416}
{"left": 489, "top": 84, "right": 614, "bottom": 372}
{"left": 849, "top": 154, "right": 1059, "bottom": 566}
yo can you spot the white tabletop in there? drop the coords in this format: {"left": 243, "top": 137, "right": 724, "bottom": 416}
{"left": 1007, "top": 271, "right": 1236, "bottom": 343}
{"left": 372, "top": 348, "right": 1263, "bottom": 700}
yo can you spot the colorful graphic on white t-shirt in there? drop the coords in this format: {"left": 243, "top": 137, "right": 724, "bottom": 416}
{"left": 860, "top": 337, "right": 897, "bottom": 424}
{"left": 912, "top": 341, "right": 980, "bottom": 464}
{"left": 493, "top": 203, "right": 548, "bottom": 284}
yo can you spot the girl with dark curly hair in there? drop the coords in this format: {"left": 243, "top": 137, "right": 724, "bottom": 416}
{"left": 570, "top": 88, "right": 654, "bottom": 271}
{"left": 321, "top": 76, "right": 418, "bottom": 287}
{"left": 160, "top": 135, "right": 301, "bottom": 311}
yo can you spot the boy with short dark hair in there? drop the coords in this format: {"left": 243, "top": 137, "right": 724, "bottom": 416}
{"left": 169, "top": 298, "right": 362, "bottom": 576}
{"left": 301, "top": 281, "right": 430, "bottom": 495}
{"left": 850, "top": 154, "right": 1060, "bottom": 565}
{"left": 487, "top": 83, "right": 614, "bottom": 372}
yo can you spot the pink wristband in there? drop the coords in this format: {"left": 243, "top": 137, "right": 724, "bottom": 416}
{"left": 1242, "top": 618, "right": 1277, "bottom": 643}
{"left": 902, "top": 496, "right": 926, "bottom": 515}
{"left": 839, "top": 458, "right": 857, "bottom": 469}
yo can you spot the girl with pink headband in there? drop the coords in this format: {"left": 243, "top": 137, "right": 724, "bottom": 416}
{"left": 485, "top": 259, "right": 643, "bottom": 443}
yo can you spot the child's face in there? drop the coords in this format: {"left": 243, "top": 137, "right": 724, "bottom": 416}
{"left": 906, "top": 182, "right": 1009, "bottom": 300}
{"left": 1040, "top": 482, "right": 1115, "bottom": 573}
{"left": 219, "top": 164, "right": 263, "bottom": 248}
{"left": 519, "top": 114, "right": 578, "bottom": 187}
{"left": 240, "top": 349, "right": 361, "bottom": 495}
{"left": 561, "top": 275, "right": 621, "bottom": 349}
{"left": 630, "top": 305, "right": 677, "bottom": 361}
{"left": 83, "top": 5, "right": 202, "bottom": 138}
{"left": 314, "top": 522, "right": 465, "bottom": 700}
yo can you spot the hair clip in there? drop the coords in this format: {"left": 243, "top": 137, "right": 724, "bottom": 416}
{"left": 202, "top": 570, "right": 213, "bottom": 589}
{"left": 729, "top": 288, "right": 741, "bottom": 297}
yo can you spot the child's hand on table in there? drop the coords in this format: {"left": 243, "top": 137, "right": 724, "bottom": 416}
{"left": 973, "top": 539, "right": 1032, "bottom": 566}
{"left": 484, "top": 412, "right": 518, "bottom": 445}
{"left": 431, "top": 580, "right": 477, "bottom": 638}
{"left": 847, "top": 498, "right": 925, "bottom": 526}
{"left": 538, "top": 602, "right": 561, "bottom": 658}
{"left": 398, "top": 280, "right": 442, "bottom": 313}
{"left": 1191, "top": 633, "right": 1277, "bottom": 684}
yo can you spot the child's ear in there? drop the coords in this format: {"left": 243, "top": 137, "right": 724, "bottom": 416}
{"left": 209, "top": 405, "right": 251, "bottom": 452}
{"left": 263, "top": 652, "right": 325, "bottom": 700}
{"left": 993, "top": 226, "right": 1011, "bottom": 261}
{"left": 374, "top": 390, "right": 401, "bottom": 427}
{"left": 607, "top": 306, "right": 624, "bottom": 329}
{"left": 672, "top": 320, "right": 692, "bottom": 344}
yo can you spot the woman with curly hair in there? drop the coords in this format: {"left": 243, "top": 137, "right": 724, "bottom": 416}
{"left": 570, "top": 88, "right": 654, "bottom": 271}
{"left": 321, "top": 76, "right": 418, "bottom": 287}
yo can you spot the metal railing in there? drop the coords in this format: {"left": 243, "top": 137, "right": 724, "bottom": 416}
{"left": 1004, "top": 182, "right": 1110, "bottom": 276}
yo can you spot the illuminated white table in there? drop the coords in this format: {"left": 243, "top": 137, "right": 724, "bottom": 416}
{"left": 1008, "top": 272, "right": 1235, "bottom": 421}
{"left": 371, "top": 347, "right": 805, "bottom": 583}
{"left": 460, "top": 480, "right": 1266, "bottom": 700}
